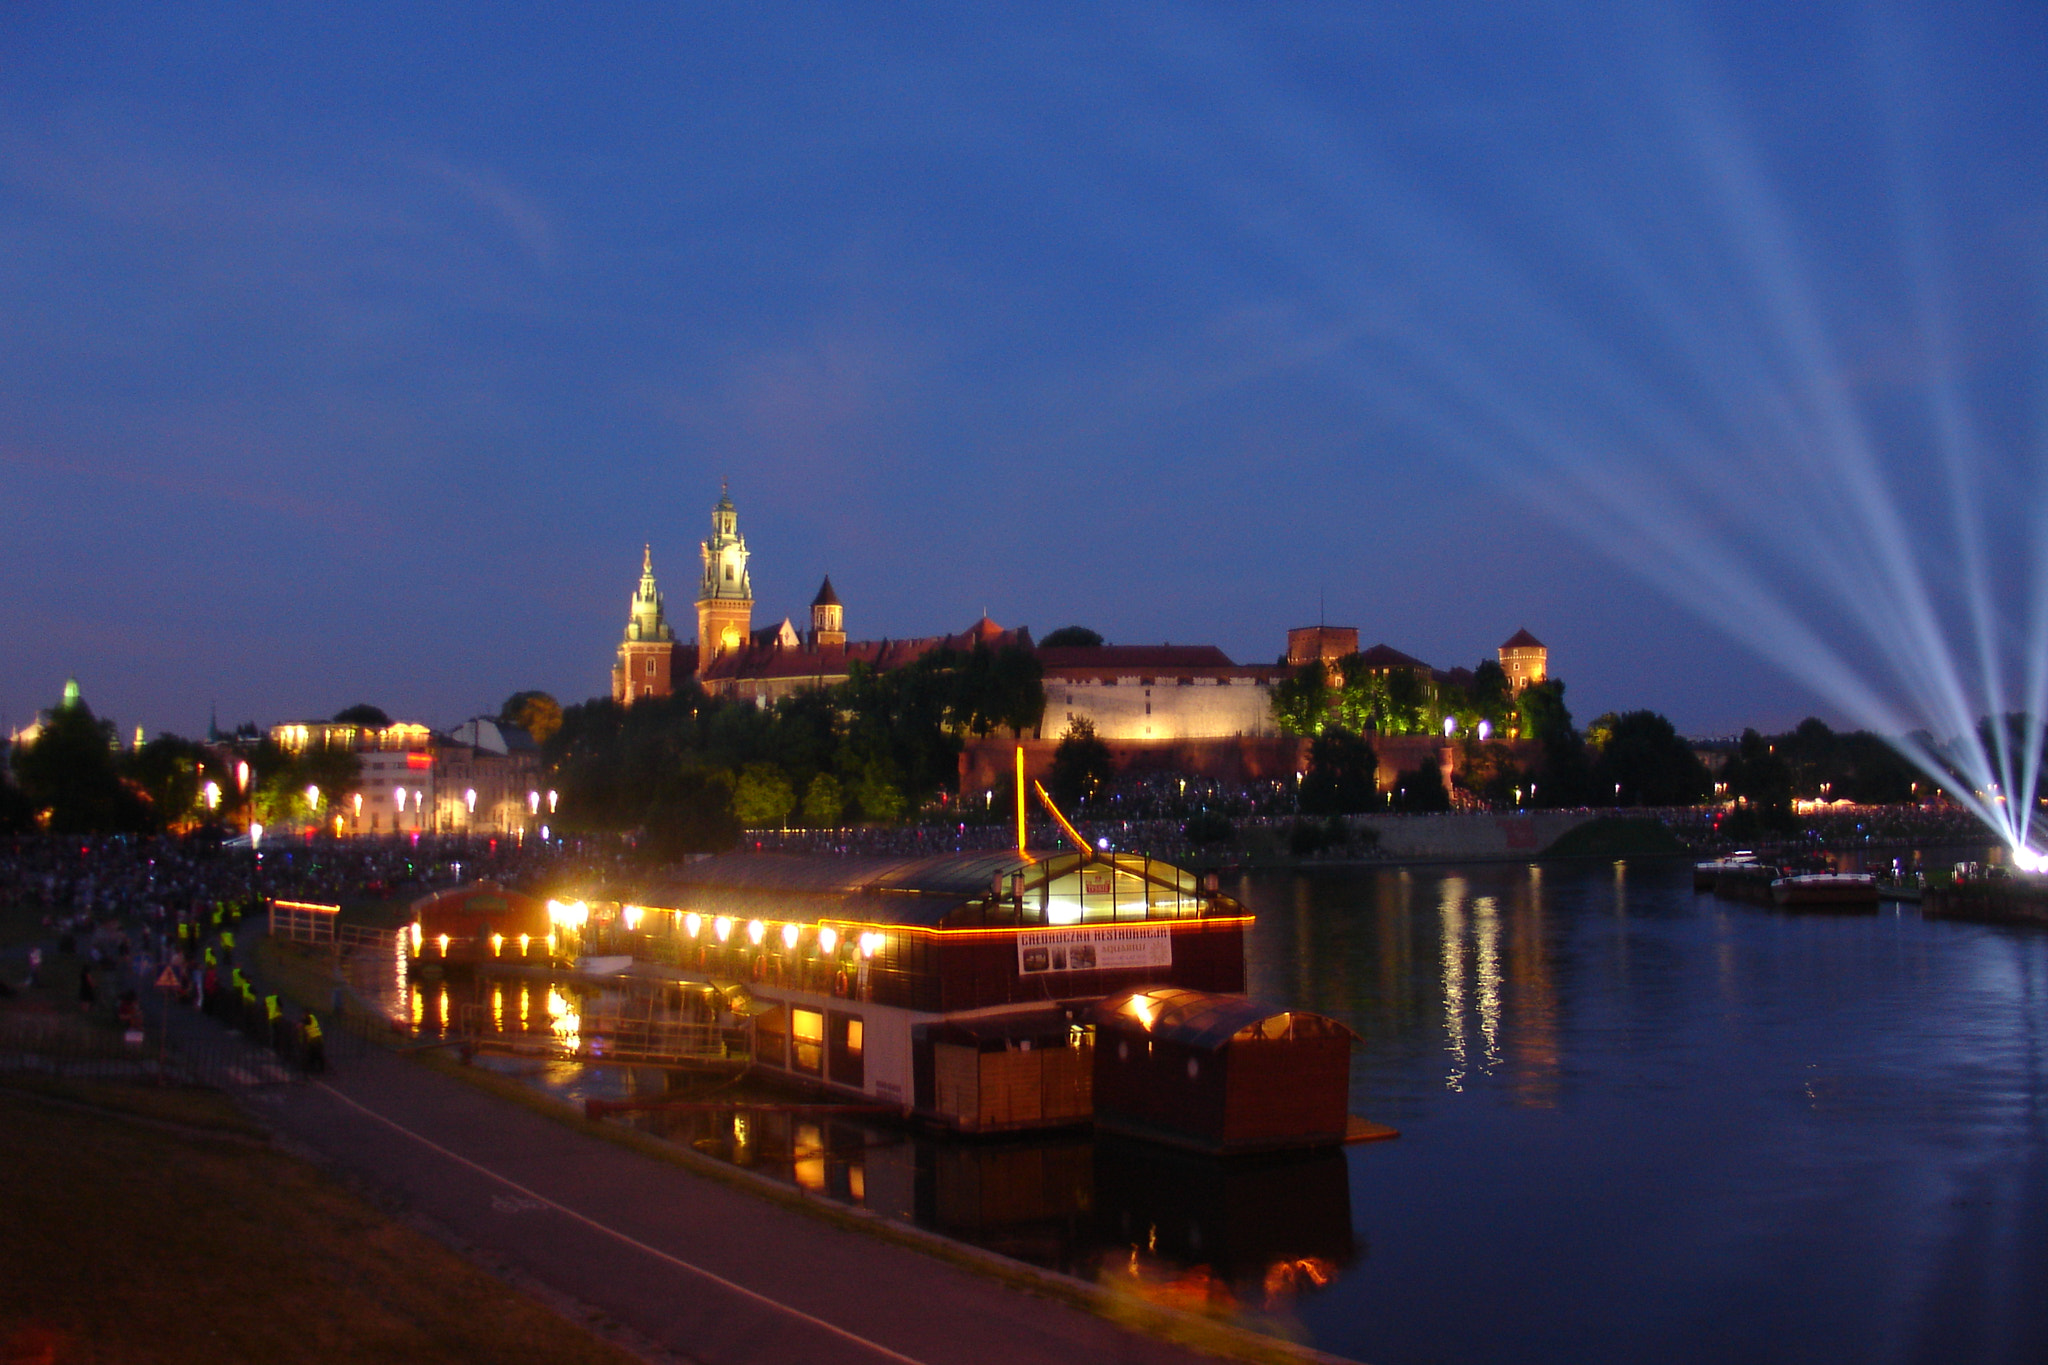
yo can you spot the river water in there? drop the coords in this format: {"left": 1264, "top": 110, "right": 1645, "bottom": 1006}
{"left": 1252, "top": 854, "right": 2048, "bottom": 1365}
{"left": 437, "top": 851, "right": 2048, "bottom": 1364}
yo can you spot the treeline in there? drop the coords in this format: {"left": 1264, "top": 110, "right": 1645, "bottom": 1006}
{"left": 546, "top": 644, "right": 1042, "bottom": 855}
{"left": 1271, "top": 667, "right": 1714, "bottom": 813}
{"left": 0, "top": 691, "right": 359, "bottom": 835}
{"left": 1273, "top": 656, "right": 1521, "bottom": 738}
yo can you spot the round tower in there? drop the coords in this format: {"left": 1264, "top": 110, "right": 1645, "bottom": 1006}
{"left": 1498, "top": 628, "right": 1548, "bottom": 693}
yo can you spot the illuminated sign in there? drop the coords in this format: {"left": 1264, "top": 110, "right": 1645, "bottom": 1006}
{"left": 1017, "top": 924, "right": 1171, "bottom": 975}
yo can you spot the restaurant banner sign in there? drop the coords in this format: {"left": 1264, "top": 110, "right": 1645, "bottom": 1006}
{"left": 1018, "top": 924, "right": 1172, "bottom": 975}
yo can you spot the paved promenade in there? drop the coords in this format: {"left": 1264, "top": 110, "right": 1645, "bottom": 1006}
{"left": 232, "top": 1034, "right": 1308, "bottom": 1365}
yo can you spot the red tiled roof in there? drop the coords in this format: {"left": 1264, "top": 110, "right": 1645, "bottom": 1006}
{"left": 696, "top": 620, "right": 1030, "bottom": 684}
{"left": 1500, "top": 628, "right": 1545, "bottom": 650}
{"left": 1355, "top": 643, "right": 1432, "bottom": 672}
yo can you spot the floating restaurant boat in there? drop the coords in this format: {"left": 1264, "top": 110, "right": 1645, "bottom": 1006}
{"left": 1769, "top": 872, "right": 1880, "bottom": 910}
{"left": 419, "top": 782, "right": 1385, "bottom": 1149}
{"left": 594, "top": 846, "right": 1252, "bottom": 1132}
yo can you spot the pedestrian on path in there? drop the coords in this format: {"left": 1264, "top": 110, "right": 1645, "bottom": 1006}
{"left": 77, "top": 961, "right": 96, "bottom": 1012}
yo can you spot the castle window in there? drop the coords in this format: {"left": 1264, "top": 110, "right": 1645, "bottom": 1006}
{"left": 724, "top": 564, "right": 734, "bottom": 581}
{"left": 645, "top": 659, "right": 655, "bottom": 676}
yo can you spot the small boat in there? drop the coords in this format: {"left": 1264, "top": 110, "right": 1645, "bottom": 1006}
{"left": 1695, "top": 852, "right": 1759, "bottom": 891}
{"left": 575, "top": 954, "right": 635, "bottom": 976}
{"left": 1770, "top": 873, "right": 1879, "bottom": 910}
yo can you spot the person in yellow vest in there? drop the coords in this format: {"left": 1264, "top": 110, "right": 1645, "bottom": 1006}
{"left": 264, "top": 994, "right": 282, "bottom": 1050}
{"left": 238, "top": 982, "right": 258, "bottom": 1034}
{"left": 219, "top": 928, "right": 235, "bottom": 953}
{"left": 203, "top": 947, "right": 217, "bottom": 969}
{"left": 301, "top": 1012, "right": 325, "bottom": 1073}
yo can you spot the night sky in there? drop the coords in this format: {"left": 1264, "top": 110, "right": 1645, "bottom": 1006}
{"left": 4, "top": 3, "right": 2042, "bottom": 742}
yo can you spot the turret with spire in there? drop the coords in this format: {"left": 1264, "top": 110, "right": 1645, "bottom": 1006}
{"left": 810, "top": 576, "right": 845, "bottom": 647}
{"left": 613, "top": 544, "right": 679, "bottom": 706}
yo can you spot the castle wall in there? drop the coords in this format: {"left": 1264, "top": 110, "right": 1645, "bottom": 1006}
{"left": 1040, "top": 676, "right": 1278, "bottom": 743}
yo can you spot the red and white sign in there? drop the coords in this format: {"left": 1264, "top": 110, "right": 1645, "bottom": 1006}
{"left": 1017, "top": 924, "right": 1172, "bottom": 975}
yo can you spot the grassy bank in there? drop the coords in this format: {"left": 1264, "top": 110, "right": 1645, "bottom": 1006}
{"left": 0, "top": 1084, "right": 639, "bottom": 1365}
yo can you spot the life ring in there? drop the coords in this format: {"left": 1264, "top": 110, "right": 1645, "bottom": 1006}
{"left": 834, "top": 970, "right": 849, "bottom": 997}
{"left": 751, "top": 955, "right": 765, "bottom": 982}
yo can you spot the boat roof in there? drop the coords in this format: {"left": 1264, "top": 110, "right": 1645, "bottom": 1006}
{"left": 1093, "top": 987, "right": 1360, "bottom": 1051}
{"left": 620, "top": 848, "right": 1223, "bottom": 929}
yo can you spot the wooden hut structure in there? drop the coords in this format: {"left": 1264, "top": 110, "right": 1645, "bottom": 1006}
{"left": 407, "top": 880, "right": 553, "bottom": 968}
{"left": 1091, "top": 988, "right": 1357, "bottom": 1154}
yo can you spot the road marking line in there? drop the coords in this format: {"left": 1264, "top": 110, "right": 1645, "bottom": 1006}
{"left": 315, "top": 1082, "right": 930, "bottom": 1365}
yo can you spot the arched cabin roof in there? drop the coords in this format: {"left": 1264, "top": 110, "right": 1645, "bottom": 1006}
{"left": 612, "top": 849, "right": 1244, "bottom": 930}
{"left": 1095, "top": 987, "right": 1359, "bottom": 1051}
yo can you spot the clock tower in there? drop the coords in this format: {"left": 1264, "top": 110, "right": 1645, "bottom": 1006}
{"left": 697, "top": 482, "right": 754, "bottom": 659}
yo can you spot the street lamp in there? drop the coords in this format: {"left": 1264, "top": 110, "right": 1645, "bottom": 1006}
{"left": 547, "top": 789, "right": 558, "bottom": 814}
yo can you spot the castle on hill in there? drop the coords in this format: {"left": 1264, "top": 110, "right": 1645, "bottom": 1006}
{"left": 612, "top": 486, "right": 1546, "bottom": 747}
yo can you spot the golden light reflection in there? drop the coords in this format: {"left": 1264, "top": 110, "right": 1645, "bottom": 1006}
{"left": 1475, "top": 896, "right": 1501, "bottom": 1074}
{"left": 492, "top": 984, "right": 505, "bottom": 1033}
{"left": 1441, "top": 889, "right": 1467, "bottom": 1092}
{"left": 793, "top": 1121, "right": 825, "bottom": 1191}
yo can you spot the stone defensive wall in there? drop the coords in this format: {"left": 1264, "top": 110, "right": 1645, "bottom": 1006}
{"left": 960, "top": 735, "right": 1313, "bottom": 793}
{"left": 960, "top": 733, "right": 1541, "bottom": 800}
{"left": 1343, "top": 810, "right": 1598, "bottom": 860}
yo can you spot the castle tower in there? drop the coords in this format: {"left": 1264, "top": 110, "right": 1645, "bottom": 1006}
{"left": 613, "top": 545, "right": 678, "bottom": 706}
{"left": 1498, "top": 628, "right": 1548, "bottom": 693}
{"left": 810, "top": 576, "right": 844, "bottom": 647}
{"left": 697, "top": 482, "right": 754, "bottom": 659}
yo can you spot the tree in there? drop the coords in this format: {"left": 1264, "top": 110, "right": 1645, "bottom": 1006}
{"left": 732, "top": 763, "right": 795, "bottom": 828}
{"left": 1271, "top": 665, "right": 1330, "bottom": 736}
{"left": 1592, "top": 710, "right": 1709, "bottom": 805}
{"left": 1468, "top": 659, "right": 1514, "bottom": 732}
{"left": 801, "top": 772, "right": 845, "bottom": 827}
{"left": 1721, "top": 728, "right": 1794, "bottom": 833}
{"left": 331, "top": 703, "right": 392, "bottom": 728}
{"left": 1049, "top": 716, "right": 1114, "bottom": 810}
{"left": 1393, "top": 749, "right": 1452, "bottom": 813}
{"left": 10, "top": 692, "right": 149, "bottom": 832}
{"left": 499, "top": 691, "right": 564, "bottom": 745}
{"left": 120, "top": 734, "right": 207, "bottom": 829}
{"left": 1300, "top": 728, "right": 1378, "bottom": 815}
{"left": 1038, "top": 626, "right": 1104, "bottom": 648}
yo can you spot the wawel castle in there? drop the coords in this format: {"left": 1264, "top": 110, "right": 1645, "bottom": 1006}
{"left": 614, "top": 487, "right": 1548, "bottom": 755}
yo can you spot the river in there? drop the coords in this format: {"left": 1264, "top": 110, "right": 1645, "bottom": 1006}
{"left": 434, "top": 849, "right": 2048, "bottom": 1363}
{"left": 1248, "top": 853, "right": 2048, "bottom": 1365}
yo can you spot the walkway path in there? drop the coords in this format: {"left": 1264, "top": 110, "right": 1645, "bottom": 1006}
{"left": 248, "top": 1043, "right": 1294, "bottom": 1365}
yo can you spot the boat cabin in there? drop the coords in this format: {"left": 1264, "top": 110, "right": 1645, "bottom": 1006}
{"left": 1091, "top": 988, "right": 1358, "bottom": 1154}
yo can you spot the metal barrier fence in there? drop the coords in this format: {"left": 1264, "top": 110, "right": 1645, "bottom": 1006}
{"left": 0, "top": 1009, "right": 304, "bottom": 1089}
{"left": 269, "top": 899, "right": 343, "bottom": 946}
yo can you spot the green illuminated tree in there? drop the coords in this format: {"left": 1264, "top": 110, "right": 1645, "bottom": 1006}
{"left": 733, "top": 762, "right": 795, "bottom": 828}
{"left": 1271, "top": 665, "right": 1330, "bottom": 736}
{"left": 801, "top": 772, "right": 845, "bottom": 826}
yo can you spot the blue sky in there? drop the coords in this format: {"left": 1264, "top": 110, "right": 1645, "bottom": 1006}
{"left": 3, "top": 2, "right": 2043, "bottom": 740}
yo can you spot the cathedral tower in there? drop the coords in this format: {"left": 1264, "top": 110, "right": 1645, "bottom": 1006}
{"left": 810, "top": 576, "right": 844, "bottom": 647}
{"left": 613, "top": 545, "right": 677, "bottom": 705}
{"left": 697, "top": 483, "right": 754, "bottom": 659}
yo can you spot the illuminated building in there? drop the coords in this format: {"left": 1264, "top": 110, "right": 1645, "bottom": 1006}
{"left": 697, "top": 481, "right": 754, "bottom": 661}
{"left": 612, "top": 544, "right": 686, "bottom": 706}
{"left": 1498, "top": 628, "right": 1548, "bottom": 692}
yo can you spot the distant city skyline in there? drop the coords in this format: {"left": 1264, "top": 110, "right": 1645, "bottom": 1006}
{"left": 4, "top": 3, "right": 2040, "bottom": 742}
